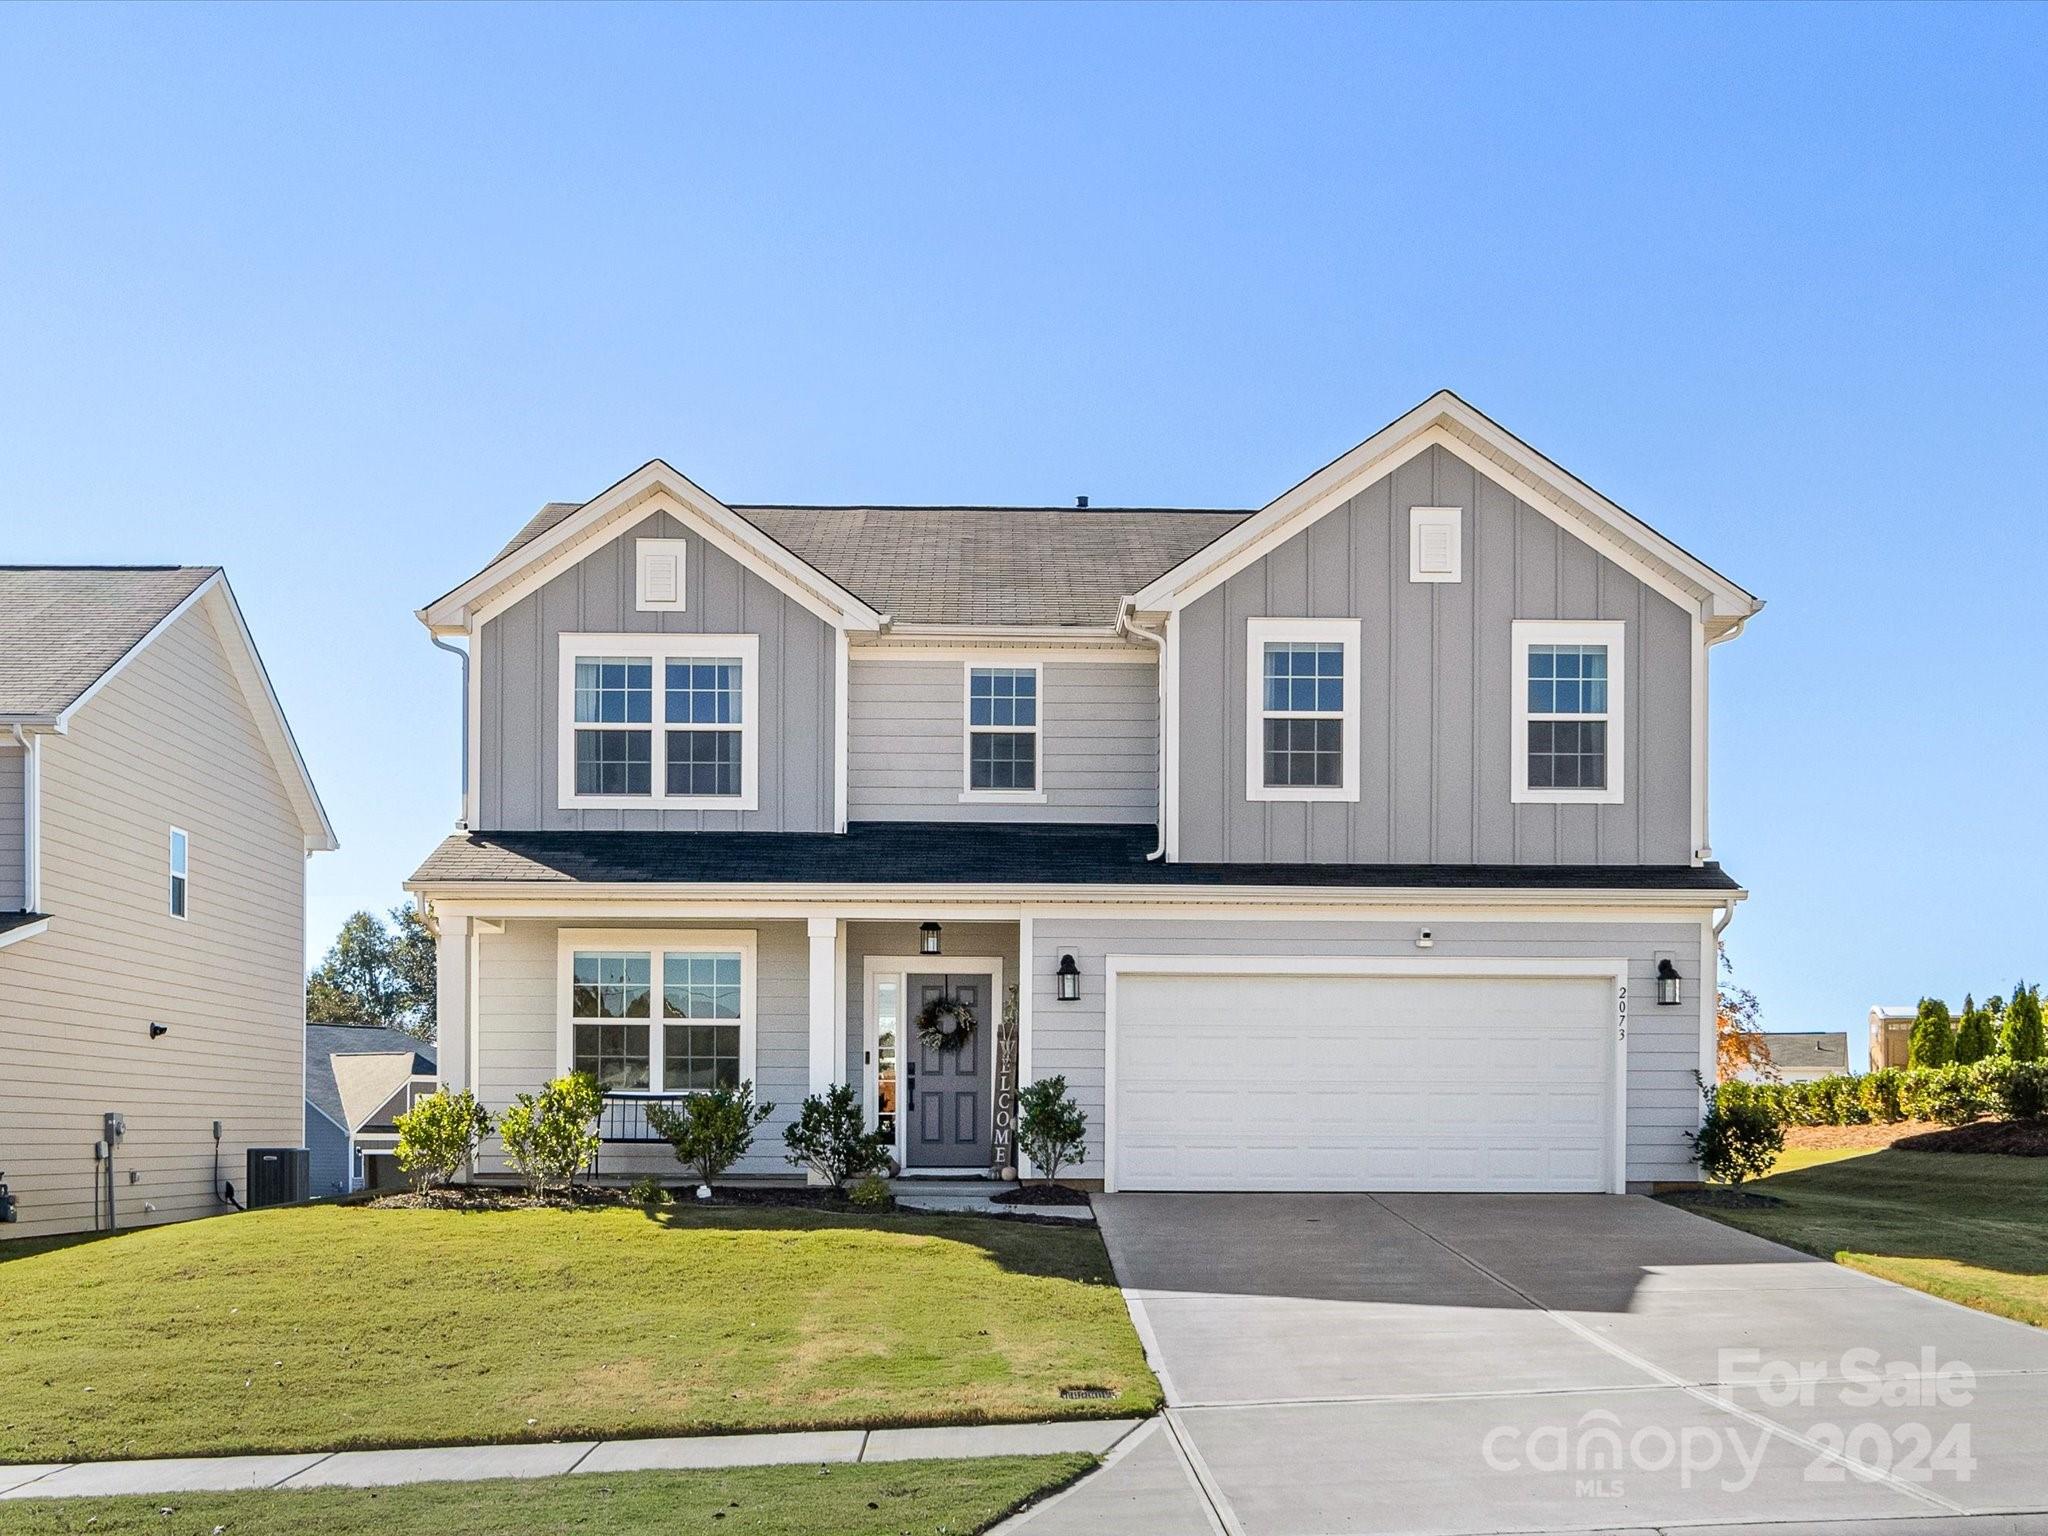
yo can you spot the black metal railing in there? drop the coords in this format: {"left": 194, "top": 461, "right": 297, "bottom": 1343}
{"left": 598, "top": 1093, "right": 691, "bottom": 1144}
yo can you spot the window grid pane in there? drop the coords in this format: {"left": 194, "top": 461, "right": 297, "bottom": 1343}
{"left": 1263, "top": 643, "right": 1344, "bottom": 714}
{"left": 665, "top": 659, "right": 743, "bottom": 725}
{"left": 571, "top": 952, "right": 652, "bottom": 1020}
{"left": 661, "top": 952, "right": 743, "bottom": 1093}
{"left": 665, "top": 729, "right": 743, "bottom": 796}
{"left": 969, "top": 667, "right": 1037, "bottom": 728}
{"left": 576, "top": 728, "right": 652, "bottom": 795}
{"left": 574, "top": 658, "right": 653, "bottom": 724}
{"left": 1527, "top": 645, "right": 1608, "bottom": 715}
{"left": 573, "top": 1022, "right": 650, "bottom": 1091}
{"left": 969, "top": 730, "right": 1038, "bottom": 791}
{"left": 1263, "top": 717, "right": 1343, "bottom": 788}
{"left": 1527, "top": 719, "right": 1608, "bottom": 790}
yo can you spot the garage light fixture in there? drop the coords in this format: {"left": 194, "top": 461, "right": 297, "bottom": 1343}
{"left": 1055, "top": 953, "right": 1080, "bottom": 1002}
{"left": 919, "top": 921, "right": 942, "bottom": 956}
{"left": 1656, "top": 958, "right": 1682, "bottom": 1006}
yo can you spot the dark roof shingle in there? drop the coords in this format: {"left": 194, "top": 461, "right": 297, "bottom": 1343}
{"left": 305, "top": 1023, "right": 437, "bottom": 1129}
{"left": 0, "top": 567, "right": 217, "bottom": 717}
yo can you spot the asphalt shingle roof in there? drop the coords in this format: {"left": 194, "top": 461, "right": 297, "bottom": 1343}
{"left": 306, "top": 1023, "right": 437, "bottom": 1131}
{"left": 486, "top": 499, "right": 1252, "bottom": 628}
{"left": 410, "top": 824, "right": 1743, "bottom": 893}
{"left": 1760, "top": 1033, "right": 1850, "bottom": 1074}
{"left": 0, "top": 566, "right": 217, "bottom": 717}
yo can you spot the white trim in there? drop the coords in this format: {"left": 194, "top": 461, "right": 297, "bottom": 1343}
{"left": 421, "top": 465, "right": 884, "bottom": 633}
{"left": 851, "top": 639, "right": 1147, "bottom": 663}
{"left": 54, "top": 575, "right": 217, "bottom": 730}
{"left": 1100, "top": 953, "right": 1630, "bottom": 1195}
{"left": 807, "top": 916, "right": 839, "bottom": 1101}
{"left": 1244, "top": 618, "right": 1362, "bottom": 804}
{"left": 1163, "top": 610, "right": 1180, "bottom": 861}
{"left": 1129, "top": 397, "right": 1759, "bottom": 624}
{"left": 862, "top": 953, "right": 1006, "bottom": 1172}
{"left": 1017, "top": 913, "right": 1035, "bottom": 1179}
{"left": 959, "top": 660, "right": 1045, "bottom": 804}
{"left": 168, "top": 826, "right": 190, "bottom": 921}
{"left": 465, "top": 624, "right": 482, "bottom": 829}
{"left": 21, "top": 729, "right": 41, "bottom": 913}
{"left": 556, "top": 633, "right": 760, "bottom": 812}
{"left": 1690, "top": 606, "right": 1709, "bottom": 862}
{"left": 555, "top": 927, "right": 759, "bottom": 1094}
{"left": 1699, "top": 911, "right": 1718, "bottom": 1121}
{"left": 1408, "top": 505, "right": 1463, "bottom": 583}
{"left": 1511, "top": 619, "right": 1626, "bottom": 806}
{"left": 832, "top": 628, "right": 850, "bottom": 834}
{"left": 0, "top": 917, "right": 50, "bottom": 951}
{"left": 634, "top": 538, "right": 688, "bottom": 612}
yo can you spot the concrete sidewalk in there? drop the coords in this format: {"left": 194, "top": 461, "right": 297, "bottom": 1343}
{"left": 0, "top": 1418, "right": 1142, "bottom": 1502}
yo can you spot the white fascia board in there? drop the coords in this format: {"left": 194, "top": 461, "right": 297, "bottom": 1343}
{"left": 0, "top": 917, "right": 51, "bottom": 951}
{"left": 420, "top": 461, "right": 884, "bottom": 633}
{"left": 53, "top": 573, "right": 221, "bottom": 732}
{"left": 1128, "top": 392, "right": 1762, "bottom": 626}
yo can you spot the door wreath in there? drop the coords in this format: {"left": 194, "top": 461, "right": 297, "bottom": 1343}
{"left": 916, "top": 993, "right": 980, "bottom": 1053}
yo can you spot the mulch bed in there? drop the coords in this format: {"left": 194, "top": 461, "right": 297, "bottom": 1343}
{"left": 991, "top": 1183, "right": 1094, "bottom": 1207}
{"left": 1660, "top": 1187, "right": 1785, "bottom": 1210}
{"left": 1783, "top": 1121, "right": 1942, "bottom": 1150}
{"left": 1892, "top": 1119, "right": 2048, "bottom": 1157}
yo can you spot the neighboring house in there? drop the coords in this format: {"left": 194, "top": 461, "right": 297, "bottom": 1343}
{"left": 1869, "top": 1005, "right": 1915, "bottom": 1069}
{"left": 1738, "top": 1032, "right": 1850, "bottom": 1084}
{"left": 0, "top": 567, "right": 335, "bottom": 1239}
{"left": 305, "top": 1024, "right": 438, "bottom": 1195}
{"left": 407, "top": 390, "right": 1762, "bottom": 1194}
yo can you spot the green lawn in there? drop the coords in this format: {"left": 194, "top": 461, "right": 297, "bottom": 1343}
{"left": 0, "top": 1203, "right": 1157, "bottom": 1462}
{"left": 1766, "top": 1144, "right": 1881, "bottom": 1175}
{"left": 0, "top": 1454, "right": 1094, "bottom": 1535}
{"left": 1699, "top": 1149, "right": 2048, "bottom": 1327}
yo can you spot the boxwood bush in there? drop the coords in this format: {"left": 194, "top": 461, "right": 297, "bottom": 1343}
{"left": 1728, "top": 1058, "right": 2048, "bottom": 1130}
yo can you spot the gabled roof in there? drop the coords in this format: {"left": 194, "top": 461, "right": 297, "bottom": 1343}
{"left": 1759, "top": 1032, "right": 1850, "bottom": 1073}
{"left": 1129, "top": 391, "right": 1763, "bottom": 630}
{"left": 305, "top": 1023, "right": 437, "bottom": 1132}
{"left": 0, "top": 568, "right": 335, "bottom": 852}
{"left": 0, "top": 566, "right": 216, "bottom": 717}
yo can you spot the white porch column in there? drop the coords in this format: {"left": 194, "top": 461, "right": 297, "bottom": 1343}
{"left": 807, "top": 916, "right": 843, "bottom": 1098}
{"left": 436, "top": 913, "right": 471, "bottom": 1095}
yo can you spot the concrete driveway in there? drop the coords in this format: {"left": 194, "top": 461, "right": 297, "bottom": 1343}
{"left": 1004, "top": 1194, "right": 2048, "bottom": 1536}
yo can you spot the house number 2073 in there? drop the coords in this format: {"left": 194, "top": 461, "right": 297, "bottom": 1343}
{"left": 1617, "top": 984, "right": 1628, "bottom": 1041}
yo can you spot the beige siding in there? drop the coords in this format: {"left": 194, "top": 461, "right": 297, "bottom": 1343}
{"left": 0, "top": 605, "right": 307, "bottom": 1240}
{"left": 0, "top": 746, "right": 22, "bottom": 908}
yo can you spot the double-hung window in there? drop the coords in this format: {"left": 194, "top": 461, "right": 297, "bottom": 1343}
{"left": 1245, "top": 618, "right": 1361, "bottom": 802}
{"left": 559, "top": 634, "right": 759, "bottom": 810}
{"left": 1512, "top": 619, "right": 1625, "bottom": 804}
{"left": 961, "top": 663, "right": 1042, "bottom": 801}
{"left": 560, "top": 931, "right": 755, "bottom": 1097}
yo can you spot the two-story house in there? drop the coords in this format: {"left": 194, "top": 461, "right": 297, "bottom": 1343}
{"left": 1, "top": 567, "right": 335, "bottom": 1238}
{"left": 407, "top": 391, "right": 1760, "bottom": 1194}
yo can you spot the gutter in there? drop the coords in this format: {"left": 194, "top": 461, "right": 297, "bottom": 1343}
{"left": 429, "top": 633, "right": 470, "bottom": 830}
{"left": 1114, "top": 600, "right": 1168, "bottom": 860}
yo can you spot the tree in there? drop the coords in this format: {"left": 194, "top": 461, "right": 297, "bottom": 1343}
{"left": 306, "top": 904, "right": 436, "bottom": 1039}
{"left": 1017, "top": 1075, "right": 1088, "bottom": 1185}
{"left": 1953, "top": 994, "right": 1998, "bottom": 1065}
{"left": 1907, "top": 998, "right": 1954, "bottom": 1068}
{"left": 393, "top": 1089, "right": 492, "bottom": 1193}
{"left": 647, "top": 1082, "right": 774, "bottom": 1188}
{"left": 1715, "top": 951, "right": 1772, "bottom": 1083}
{"left": 2002, "top": 983, "right": 2046, "bottom": 1062}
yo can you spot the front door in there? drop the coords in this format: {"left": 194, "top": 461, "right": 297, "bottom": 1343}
{"left": 907, "top": 973, "right": 990, "bottom": 1169}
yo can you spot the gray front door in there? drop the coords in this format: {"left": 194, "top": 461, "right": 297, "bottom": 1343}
{"left": 908, "top": 973, "right": 990, "bottom": 1169}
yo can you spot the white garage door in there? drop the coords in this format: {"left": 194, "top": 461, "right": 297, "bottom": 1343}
{"left": 1110, "top": 969, "right": 1618, "bottom": 1193}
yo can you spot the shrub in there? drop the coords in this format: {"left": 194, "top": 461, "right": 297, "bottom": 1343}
{"left": 645, "top": 1081, "right": 774, "bottom": 1188}
{"left": 1858, "top": 1067, "right": 1909, "bottom": 1123}
{"left": 2002, "top": 984, "right": 2046, "bottom": 1062}
{"left": 628, "top": 1174, "right": 670, "bottom": 1206}
{"left": 1904, "top": 1063, "right": 1988, "bottom": 1127}
{"left": 499, "top": 1072, "right": 604, "bottom": 1197}
{"left": 1981, "top": 1057, "right": 2048, "bottom": 1120}
{"left": 847, "top": 1173, "right": 894, "bottom": 1211}
{"left": 783, "top": 1083, "right": 891, "bottom": 1193}
{"left": 1808, "top": 1075, "right": 1867, "bottom": 1126}
{"left": 393, "top": 1088, "right": 493, "bottom": 1193}
{"left": 1908, "top": 998, "right": 1954, "bottom": 1069}
{"left": 1687, "top": 1075, "right": 1783, "bottom": 1188}
{"left": 1953, "top": 996, "right": 1998, "bottom": 1065}
{"left": 1017, "top": 1075, "right": 1089, "bottom": 1184}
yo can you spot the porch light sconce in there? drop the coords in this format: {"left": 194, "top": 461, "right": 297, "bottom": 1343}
{"left": 1055, "top": 953, "right": 1081, "bottom": 1002}
{"left": 919, "top": 921, "right": 942, "bottom": 957}
{"left": 1656, "top": 958, "right": 1682, "bottom": 1007}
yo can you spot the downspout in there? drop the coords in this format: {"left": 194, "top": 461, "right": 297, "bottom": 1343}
{"left": 1116, "top": 601, "right": 1168, "bottom": 861}
{"left": 430, "top": 633, "right": 470, "bottom": 831}
{"left": 7, "top": 724, "right": 38, "bottom": 912}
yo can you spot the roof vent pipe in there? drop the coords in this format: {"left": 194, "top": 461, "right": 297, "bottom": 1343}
{"left": 430, "top": 633, "right": 470, "bottom": 830}
{"left": 1075, "top": 496, "right": 1088, "bottom": 508}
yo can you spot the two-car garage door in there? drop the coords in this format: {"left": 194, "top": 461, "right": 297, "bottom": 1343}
{"left": 1110, "top": 968, "right": 1620, "bottom": 1193}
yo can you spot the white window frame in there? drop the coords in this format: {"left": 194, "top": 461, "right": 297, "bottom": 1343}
{"left": 1245, "top": 618, "right": 1361, "bottom": 803}
{"left": 635, "top": 538, "right": 689, "bottom": 612}
{"left": 557, "top": 633, "right": 760, "bottom": 811}
{"left": 1511, "top": 619, "right": 1626, "bottom": 806}
{"left": 959, "top": 660, "right": 1047, "bottom": 804}
{"left": 1409, "top": 506, "right": 1463, "bottom": 583}
{"left": 168, "top": 827, "right": 189, "bottom": 920}
{"left": 556, "top": 929, "right": 758, "bottom": 1096}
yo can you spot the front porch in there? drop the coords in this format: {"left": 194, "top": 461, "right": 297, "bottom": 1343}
{"left": 434, "top": 913, "right": 1034, "bottom": 1184}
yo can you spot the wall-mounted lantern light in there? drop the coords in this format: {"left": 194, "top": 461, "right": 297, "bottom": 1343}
{"left": 919, "top": 921, "right": 942, "bottom": 957}
{"left": 1055, "top": 953, "right": 1081, "bottom": 1002}
{"left": 1656, "top": 958, "right": 1682, "bottom": 1007}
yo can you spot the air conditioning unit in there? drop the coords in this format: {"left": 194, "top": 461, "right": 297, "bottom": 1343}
{"left": 245, "top": 1147, "right": 309, "bottom": 1208}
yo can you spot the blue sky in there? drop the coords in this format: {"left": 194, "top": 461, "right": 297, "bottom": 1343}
{"left": 3, "top": 3, "right": 2042, "bottom": 1059}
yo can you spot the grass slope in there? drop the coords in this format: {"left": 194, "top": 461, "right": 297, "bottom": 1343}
{"left": 0, "top": 1454, "right": 1095, "bottom": 1535}
{"left": 0, "top": 1203, "right": 1157, "bottom": 1462}
{"left": 1701, "top": 1148, "right": 2048, "bottom": 1327}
